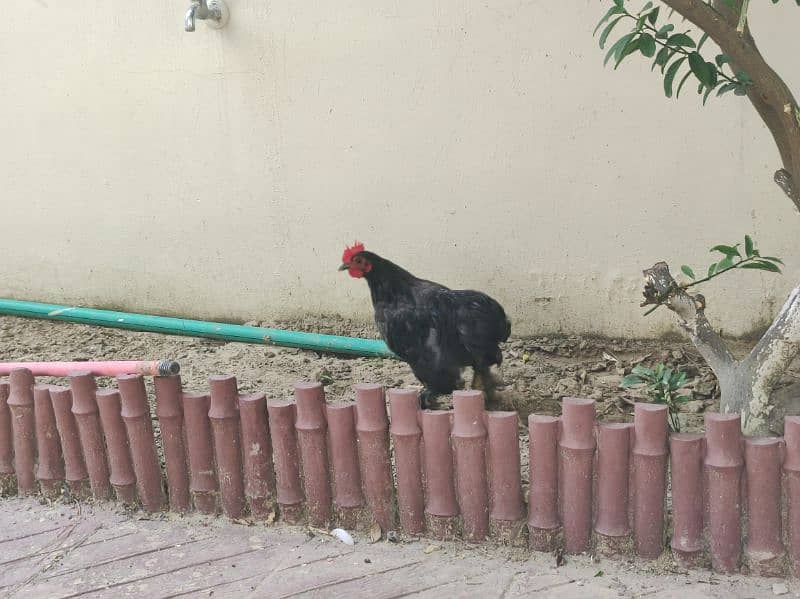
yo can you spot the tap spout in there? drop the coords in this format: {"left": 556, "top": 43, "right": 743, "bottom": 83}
{"left": 184, "top": 2, "right": 199, "bottom": 32}
{"left": 184, "top": 0, "right": 222, "bottom": 32}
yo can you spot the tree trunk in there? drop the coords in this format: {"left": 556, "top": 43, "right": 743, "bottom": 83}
{"left": 642, "top": 263, "right": 800, "bottom": 435}
{"left": 662, "top": 0, "right": 800, "bottom": 210}
{"left": 629, "top": 2, "right": 800, "bottom": 434}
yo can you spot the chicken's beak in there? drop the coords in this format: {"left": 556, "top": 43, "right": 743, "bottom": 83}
{"left": 338, "top": 263, "right": 349, "bottom": 271}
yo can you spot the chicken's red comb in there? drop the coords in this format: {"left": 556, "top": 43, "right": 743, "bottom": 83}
{"left": 342, "top": 241, "right": 365, "bottom": 264}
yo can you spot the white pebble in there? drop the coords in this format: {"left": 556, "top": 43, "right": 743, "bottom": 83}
{"left": 772, "top": 583, "right": 789, "bottom": 596}
{"left": 331, "top": 528, "right": 355, "bottom": 545}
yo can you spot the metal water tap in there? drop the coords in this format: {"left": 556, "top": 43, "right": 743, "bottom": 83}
{"left": 185, "top": 0, "right": 229, "bottom": 32}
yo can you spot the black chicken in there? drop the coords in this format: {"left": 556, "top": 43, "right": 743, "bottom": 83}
{"left": 339, "top": 242, "right": 511, "bottom": 408}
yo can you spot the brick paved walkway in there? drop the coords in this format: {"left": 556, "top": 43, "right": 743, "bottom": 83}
{"left": 0, "top": 498, "right": 792, "bottom": 598}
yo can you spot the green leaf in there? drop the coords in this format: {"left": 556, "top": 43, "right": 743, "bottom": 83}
{"left": 676, "top": 70, "right": 693, "bottom": 98}
{"left": 655, "top": 23, "right": 674, "bottom": 39}
{"left": 696, "top": 32, "right": 710, "bottom": 51}
{"left": 716, "top": 82, "right": 739, "bottom": 96}
{"left": 675, "top": 395, "right": 692, "bottom": 403}
{"left": 761, "top": 256, "right": 785, "bottom": 265}
{"left": 652, "top": 46, "right": 671, "bottom": 71}
{"left": 639, "top": 33, "right": 656, "bottom": 57}
{"left": 702, "top": 83, "right": 717, "bottom": 105}
{"left": 615, "top": 36, "right": 642, "bottom": 68}
{"left": 688, "top": 51, "right": 714, "bottom": 88}
{"left": 635, "top": 2, "right": 654, "bottom": 30}
{"left": 717, "top": 255, "right": 735, "bottom": 271}
{"left": 707, "top": 263, "right": 718, "bottom": 277}
{"left": 656, "top": 23, "right": 675, "bottom": 39}
{"left": 594, "top": 5, "right": 625, "bottom": 35}
{"left": 632, "top": 364, "right": 655, "bottom": 378}
{"left": 754, "top": 260, "right": 782, "bottom": 273}
{"left": 647, "top": 6, "right": 660, "bottom": 24}
{"left": 664, "top": 57, "right": 687, "bottom": 97}
{"left": 741, "top": 260, "right": 780, "bottom": 272}
{"left": 621, "top": 375, "right": 644, "bottom": 388}
{"left": 604, "top": 32, "right": 636, "bottom": 66}
{"left": 599, "top": 17, "right": 625, "bottom": 49}
{"left": 710, "top": 244, "right": 741, "bottom": 258}
{"left": 744, "top": 235, "right": 754, "bottom": 258}
{"left": 735, "top": 69, "right": 753, "bottom": 85}
{"left": 667, "top": 33, "right": 696, "bottom": 47}
{"left": 681, "top": 265, "right": 696, "bottom": 279}
{"left": 659, "top": 49, "right": 679, "bottom": 74}
{"left": 715, "top": 53, "right": 731, "bottom": 67}
{"left": 706, "top": 63, "right": 718, "bottom": 87}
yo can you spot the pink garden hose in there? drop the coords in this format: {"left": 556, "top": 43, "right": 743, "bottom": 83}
{"left": 0, "top": 360, "right": 179, "bottom": 377}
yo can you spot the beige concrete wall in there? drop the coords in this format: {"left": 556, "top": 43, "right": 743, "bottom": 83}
{"left": 2, "top": 1, "right": 798, "bottom": 338}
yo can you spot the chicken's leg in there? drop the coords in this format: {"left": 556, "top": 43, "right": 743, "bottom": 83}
{"left": 419, "top": 388, "right": 440, "bottom": 410}
{"left": 472, "top": 366, "right": 502, "bottom": 408}
{"left": 472, "top": 369, "right": 486, "bottom": 391}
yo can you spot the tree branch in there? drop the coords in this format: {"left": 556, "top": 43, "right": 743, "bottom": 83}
{"left": 642, "top": 261, "right": 736, "bottom": 373}
{"left": 662, "top": 0, "right": 800, "bottom": 210}
{"left": 736, "top": 0, "right": 749, "bottom": 34}
{"left": 711, "top": 0, "right": 800, "bottom": 207}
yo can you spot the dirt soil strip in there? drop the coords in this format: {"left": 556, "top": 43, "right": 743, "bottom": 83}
{"left": 2, "top": 315, "right": 772, "bottom": 435}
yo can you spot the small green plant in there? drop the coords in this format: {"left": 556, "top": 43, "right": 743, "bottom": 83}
{"left": 678, "top": 234, "right": 783, "bottom": 286}
{"left": 620, "top": 363, "right": 692, "bottom": 431}
{"left": 644, "top": 234, "right": 784, "bottom": 315}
